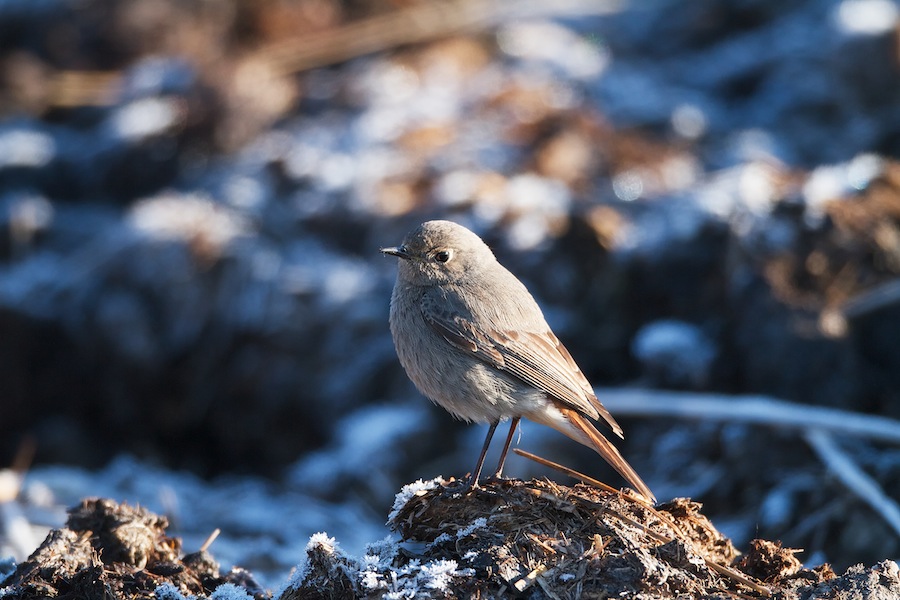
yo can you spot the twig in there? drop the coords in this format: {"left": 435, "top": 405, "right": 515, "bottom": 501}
{"left": 513, "top": 449, "right": 638, "bottom": 500}
{"left": 527, "top": 532, "right": 558, "bottom": 554}
{"left": 804, "top": 429, "right": 900, "bottom": 538}
{"left": 596, "top": 388, "right": 900, "bottom": 444}
{"left": 11, "top": 437, "right": 36, "bottom": 476}
{"left": 841, "top": 278, "right": 900, "bottom": 320}
{"left": 49, "top": 70, "right": 121, "bottom": 107}
{"left": 199, "top": 528, "right": 221, "bottom": 553}
{"left": 0, "top": 437, "right": 35, "bottom": 502}
{"left": 1, "top": 438, "right": 40, "bottom": 559}
{"left": 535, "top": 574, "right": 564, "bottom": 600}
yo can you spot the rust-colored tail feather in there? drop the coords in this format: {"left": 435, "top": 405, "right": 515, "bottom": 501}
{"left": 559, "top": 407, "right": 656, "bottom": 503}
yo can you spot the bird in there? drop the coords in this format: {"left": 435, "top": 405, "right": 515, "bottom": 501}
{"left": 381, "top": 220, "right": 655, "bottom": 502}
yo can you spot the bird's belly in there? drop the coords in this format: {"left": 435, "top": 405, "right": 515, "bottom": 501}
{"left": 397, "top": 340, "right": 545, "bottom": 423}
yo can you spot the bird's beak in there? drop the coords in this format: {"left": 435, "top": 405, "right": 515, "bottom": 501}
{"left": 380, "top": 245, "right": 411, "bottom": 259}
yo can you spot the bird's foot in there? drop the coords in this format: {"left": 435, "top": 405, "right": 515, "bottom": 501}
{"left": 485, "top": 467, "right": 513, "bottom": 483}
{"left": 440, "top": 476, "right": 476, "bottom": 497}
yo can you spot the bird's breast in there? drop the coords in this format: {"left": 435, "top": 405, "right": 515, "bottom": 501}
{"left": 389, "top": 285, "right": 546, "bottom": 423}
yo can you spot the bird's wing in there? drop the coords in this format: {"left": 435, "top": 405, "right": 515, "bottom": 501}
{"left": 421, "top": 291, "right": 624, "bottom": 437}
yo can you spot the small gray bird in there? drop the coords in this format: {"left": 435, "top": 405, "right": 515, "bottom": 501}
{"left": 381, "top": 220, "right": 655, "bottom": 502}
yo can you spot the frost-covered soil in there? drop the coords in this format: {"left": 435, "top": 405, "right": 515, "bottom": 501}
{"left": 2, "top": 0, "right": 900, "bottom": 595}
{"left": 4, "top": 484, "right": 899, "bottom": 599}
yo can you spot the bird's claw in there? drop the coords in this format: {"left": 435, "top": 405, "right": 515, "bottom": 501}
{"left": 440, "top": 477, "right": 475, "bottom": 497}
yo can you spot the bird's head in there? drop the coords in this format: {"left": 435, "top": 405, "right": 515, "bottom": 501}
{"left": 381, "top": 220, "right": 496, "bottom": 286}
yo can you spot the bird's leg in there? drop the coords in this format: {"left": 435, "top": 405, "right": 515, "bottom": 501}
{"left": 466, "top": 420, "right": 498, "bottom": 489}
{"left": 444, "top": 421, "right": 498, "bottom": 495}
{"left": 489, "top": 417, "right": 520, "bottom": 481}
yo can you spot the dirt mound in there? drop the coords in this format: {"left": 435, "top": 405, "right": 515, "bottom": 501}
{"left": 0, "top": 498, "right": 266, "bottom": 600}
{"left": 285, "top": 477, "right": 898, "bottom": 599}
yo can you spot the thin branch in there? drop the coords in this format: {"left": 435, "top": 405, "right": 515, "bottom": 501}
{"left": 513, "top": 448, "right": 640, "bottom": 501}
{"left": 804, "top": 429, "right": 900, "bottom": 538}
{"left": 199, "top": 528, "right": 221, "bottom": 553}
{"left": 841, "top": 278, "right": 900, "bottom": 320}
{"left": 597, "top": 388, "right": 900, "bottom": 445}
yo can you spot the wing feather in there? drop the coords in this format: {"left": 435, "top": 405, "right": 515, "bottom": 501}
{"left": 421, "top": 292, "right": 623, "bottom": 437}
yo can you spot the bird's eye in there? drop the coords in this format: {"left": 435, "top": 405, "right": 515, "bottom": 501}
{"left": 434, "top": 250, "right": 452, "bottom": 263}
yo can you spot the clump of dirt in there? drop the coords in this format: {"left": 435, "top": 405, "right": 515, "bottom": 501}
{"left": 4, "top": 488, "right": 898, "bottom": 599}
{"left": 387, "top": 478, "right": 764, "bottom": 598}
{"left": 0, "top": 498, "right": 266, "bottom": 600}
{"left": 285, "top": 478, "right": 899, "bottom": 599}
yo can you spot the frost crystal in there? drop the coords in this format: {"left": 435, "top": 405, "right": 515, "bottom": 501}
{"left": 387, "top": 478, "right": 443, "bottom": 523}
{"left": 363, "top": 535, "right": 399, "bottom": 569}
{"left": 455, "top": 517, "right": 488, "bottom": 539}
{"left": 154, "top": 583, "right": 187, "bottom": 600}
{"left": 367, "top": 557, "right": 473, "bottom": 598}
{"left": 209, "top": 583, "right": 252, "bottom": 600}
{"left": 359, "top": 568, "right": 386, "bottom": 591}
{"left": 306, "top": 532, "right": 339, "bottom": 554}
{"left": 280, "top": 528, "right": 475, "bottom": 598}
{"left": 429, "top": 532, "right": 453, "bottom": 546}
{"left": 280, "top": 532, "right": 342, "bottom": 594}
{"left": 420, "top": 559, "right": 471, "bottom": 591}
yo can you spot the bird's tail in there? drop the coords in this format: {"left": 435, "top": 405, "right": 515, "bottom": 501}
{"left": 553, "top": 406, "right": 656, "bottom": 503}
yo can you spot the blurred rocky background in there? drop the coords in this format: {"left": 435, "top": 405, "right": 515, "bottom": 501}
{"left": 1, "top": 0, "right": 900, "bottom": 589}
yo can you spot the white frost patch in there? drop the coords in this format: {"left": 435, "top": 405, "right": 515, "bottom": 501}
{"left": 455, "top": 517, "right": 488, "bottom": 540}
{"left": 387, "top": 478, "right": 444, "bottom": 523}
{"left": 285, "top": 530, "right": 472, "bottom": 598}
{"left": 419, "top": 559, "right": 471, "bottom": 591}
{"left": 429, "top": 532, "right": 453, "bottom": 547}
{"left": 802, "top": 153, "right": 884, "bottom": 223}
{"left": 128, "top": 192, "right": 251, "bottom": 249}
{"left": 834, "top": 0, "right": 899, "bottom": 35}
{"left": 5, "top": 194, "right": 54, "bottom": 241}
{"left": 376, "top": 559, "right": 474, "bottom": 598}
{"left": 209, "top": 583, "right": 252, "bottom": 600}
{"left": 434, "top": 169, "right": 481, "bottom": 207}
{"left": 502, "top": 174, "right": 572, "bottom": 250}
{"left": 632, "top": 319, "right": 716, "bottom": 387}
{"left": 281, "top": 532, "right": 343, "bottom": 594}
{"left": 427, "top": 516, "right": 489, "bottom": 550}
{"left": 497, "top": 21, "right": 609, "bottom": 79}
{"left": 359, "top": 568, "right": 386, "bottom": 592}
{"left": 307, "top": 532, "right": 341, "bottom": 555}
{"left": 364, "top": 535, "right": 400, "bottom": 566}
{"left": 671, "top": 103, "right": 708, "bottom": 140}
{"left": 0, "top": 128, "right": 55, "bottom": 168}
{"left": 109, "top": 97, "right": 182, "bottom": 141}
{"left": 154, "top": 583, "right": 190, "bottom": 600}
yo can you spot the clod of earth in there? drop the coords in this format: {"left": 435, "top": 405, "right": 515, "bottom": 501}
{"left": 2, "top": 486, "right": 898, "bottom": 599}
{"left": 285, "top": 478, "right": 900, "bottom": 599}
